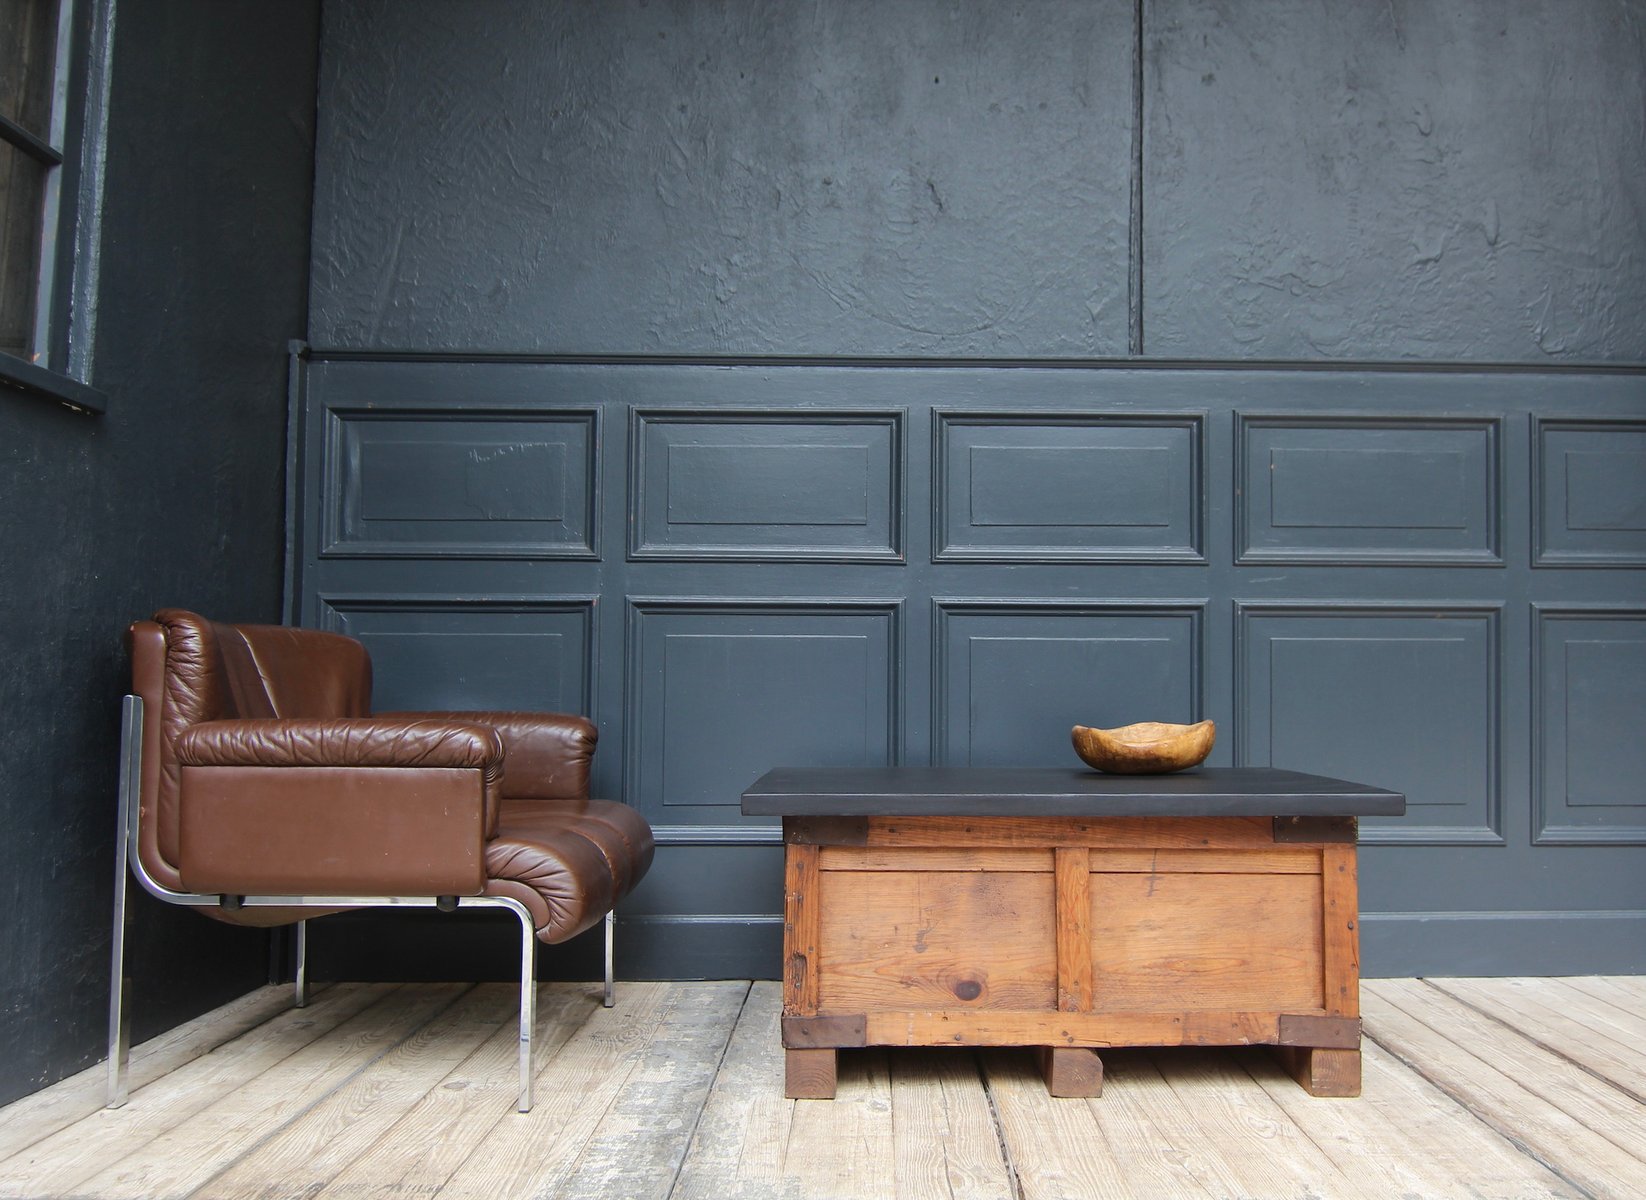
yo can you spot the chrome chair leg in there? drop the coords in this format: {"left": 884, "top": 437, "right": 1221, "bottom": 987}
{"left": 107, "top": 849, "right": 131, "bottom": 1109}
{"left": 107, "top": 695, "right": 143, "bottom": 1108}
{"left": 294, "top": 920, "right": 309, "bottom": 1008}
{"left": 515, "top": 904, "right": 537, "bottom": 1112}
{"left": 603, "top": 910, "right": 616, "bottom": 1008}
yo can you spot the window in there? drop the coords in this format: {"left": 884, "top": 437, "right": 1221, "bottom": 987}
{"left": 1, "top": 0, "right": 107, "bottom": 412}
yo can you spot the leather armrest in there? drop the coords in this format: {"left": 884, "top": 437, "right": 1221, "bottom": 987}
{"left": 378, "top": 711, "right": 596, "bottom": 801}
{"left": 174, "top": 718, "right": 504, "bottom": 897}
{"left": 177, "top": 717, "right": 504, "bottom": 775}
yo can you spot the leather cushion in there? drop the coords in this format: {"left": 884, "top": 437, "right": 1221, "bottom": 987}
{"left": 484, "top": 798, "right": 655, "bottom": 944}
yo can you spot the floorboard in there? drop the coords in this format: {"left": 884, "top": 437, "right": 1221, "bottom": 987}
{"left": 1365, "top": 980, "right": 1646, "bottom": 1200}
{"left": 0, "top": 976, "right": 1641, "bottom": 1200}
{"left": 543, "top": 981, "right": 748, "bottom": 1200}
{"left": 669, "top": 982, "right": 797, "bottom": 1200}
{"left": 0, "top": 983, "right": 307, "bottom": 1164}
{"left": 0, "top": 982, "right": 399, "bottom": 1199}
{"left": 433, "top": 981, "right": 676, "bottom": 1200}
{"left": 890, "top": 1049, "right": 1015, "bottom": 1200}
{"left": 308, "top": 983, "right": 602, "bottom": 1200}
{"left": 780, "top": 1048, "right": 896, "bottom": 1198}
{"left": 191, "top": 984, "right": 519, "bottom": 1200}
{"left": 1427, "top": 977, "right": 1646, "bottom": 1104}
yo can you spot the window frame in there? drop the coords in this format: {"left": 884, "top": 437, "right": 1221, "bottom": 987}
{"left": 1, "top": 0, "right": 109, "bottom": 414}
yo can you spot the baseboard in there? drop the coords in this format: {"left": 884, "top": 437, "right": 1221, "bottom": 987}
{"left": 299, "top": 910, "right": 784, "bottom": 983}
{"left": 619, "top": 915, "right": 784, "bottom": 981}
{"left": 1361, "top": 910, "right": 1646, "bottom": 977}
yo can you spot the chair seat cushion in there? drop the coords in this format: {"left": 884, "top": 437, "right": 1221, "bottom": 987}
{"left": 483, "top": 798, "right": 655, "bottom": 944}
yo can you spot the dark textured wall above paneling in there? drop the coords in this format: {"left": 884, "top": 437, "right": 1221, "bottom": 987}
{"left": 1145, "top": 0, "right": 1646, "bottom": 361}
{"left": 309, "top": 0, "right": 1134, "bottom": 356}
{"left": 311, "top": 0, "right": 1644, "bottom": 363}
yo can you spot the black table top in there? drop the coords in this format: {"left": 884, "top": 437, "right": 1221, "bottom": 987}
{"left": 741, "top": 766, "right": 1406, "bottom": 819}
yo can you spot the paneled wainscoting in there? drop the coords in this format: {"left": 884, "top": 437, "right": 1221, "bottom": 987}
{"left": 2, "top": 976, "right": 1642, "bottom": 1198}
{"left": 286, "top": 359, "right": 1646, "bottom": 980}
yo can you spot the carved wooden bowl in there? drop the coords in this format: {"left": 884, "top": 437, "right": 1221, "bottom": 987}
{"left": 1070, "top": 720, "right": 1216, "bottom": 774}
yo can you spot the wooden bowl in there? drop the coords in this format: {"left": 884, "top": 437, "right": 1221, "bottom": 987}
{"left": 1070, "top": 720, "right": 1216, "bottom": 774}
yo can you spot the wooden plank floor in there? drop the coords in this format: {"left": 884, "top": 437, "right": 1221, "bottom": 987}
{"left": 1, "top": 978, "right": 1642, "bottom": 1199}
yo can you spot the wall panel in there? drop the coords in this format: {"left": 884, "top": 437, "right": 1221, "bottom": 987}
{"left": 625, "top": 600, "right": 900, "bottom": 826}
{"left": 1236, "top": 416, "right": 1499, "bottom": 565}
{"left": 1534, "top": 420, "right": 1646, "bottom": 567}
{"left": 934, "top": 601, "right": 1203, "bottom": 767}
{"left": 1236, "top": 604, "right": 1501, "bottom": 844}
{"left": 1533, "top": 607, "right": 1646, "bottom": 844}
{"left": 318, "top": 597, "right": 595, "bottom": 716}
{"left": 934, "top": 412, "right": 1202, "bottom": 562}
{"left": 324, "top": 409, "right": 599, "bottom": 559}
{"left": 630, "top": 410, "right": 903, "bottom": 561}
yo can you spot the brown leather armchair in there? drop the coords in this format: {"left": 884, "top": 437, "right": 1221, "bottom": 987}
{"left": 107, "top": 610, "right": 653, "bottom": 1112}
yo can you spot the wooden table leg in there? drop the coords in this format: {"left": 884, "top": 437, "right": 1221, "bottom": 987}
{"left": 786, "top": 1048, "right": 838, "bottom": 1099}
{"left": 1035, "top": 1046, "right": 1104, "bottom": 1097}
{"left": 1273, "top": 1045, "right": 1361, "bottom": 1097}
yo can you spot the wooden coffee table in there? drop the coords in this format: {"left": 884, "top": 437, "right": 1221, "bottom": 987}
{"left": 742, "top": 766, "right": 1404, "bottom": 1100}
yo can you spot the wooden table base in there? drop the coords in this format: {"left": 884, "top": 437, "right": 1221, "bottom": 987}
{"left": 778, "top": 813, "right": 1366, "bottom": 1100}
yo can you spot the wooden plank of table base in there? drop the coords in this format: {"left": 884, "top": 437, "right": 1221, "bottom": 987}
{"left": 863, "top": 1009, "right": 1284, "bottom": 1047}
{"left": 868, "top": 815, "right": 1276, "bottom": 849}
{"left": 785, "top": 1048, "right": 838, "bottom": 1099}
{"left": 817, "top": 869, "right": 1057, "bottom": 1012}
{"left": 821, "top": 846, "right": 1052, "bottom": 872}
{"left": 1271, "top": 1045, "right": 1362, "bottom": 1097}
{"left": 1090, "top": 871, "right": 1324, "bottom": 1013}
{"left": 1035, "top": 1046, "right": 1104, "bottom": 1097}
{"left": 1321, "top": 842, "right": 1360, "bottom": 1018}
{"left": 783, "top": 842, "right": 820, "bottom": 1016}
{"left": 1055, "top": 847, "right": 1092, "bottom": 1013}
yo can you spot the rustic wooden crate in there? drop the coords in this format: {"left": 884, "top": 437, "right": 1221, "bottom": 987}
{"left": 780, "top": 814, "right": 1363, "bottom": 1099}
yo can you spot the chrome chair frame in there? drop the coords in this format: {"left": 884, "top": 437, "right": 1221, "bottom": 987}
{"left": 107, "top": 694, "right": 616, "bottom": 1114}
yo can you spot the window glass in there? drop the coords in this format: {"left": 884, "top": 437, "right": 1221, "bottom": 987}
{"left": 0, "top": 139, "right": 46, "bottom": 358}
{"left": 1, "top": 0, "right": 60, "bottom": 139}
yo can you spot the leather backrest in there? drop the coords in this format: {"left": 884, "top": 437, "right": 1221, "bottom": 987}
{"left": 128, "top": 610, "right": 372, "bottom": 884}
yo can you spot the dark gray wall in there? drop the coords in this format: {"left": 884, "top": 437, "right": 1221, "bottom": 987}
{"left": 310, "top": 0, "right": 1646, "bottom": 363}
{"left": 0, "top": 1, "right": 320, "bottom": 1106}
{"left": 310, "top": 0, "right": 1136, "bottom": 356}
{"left": 1145, "top": 1, "right": 1646, "bottom": 359}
